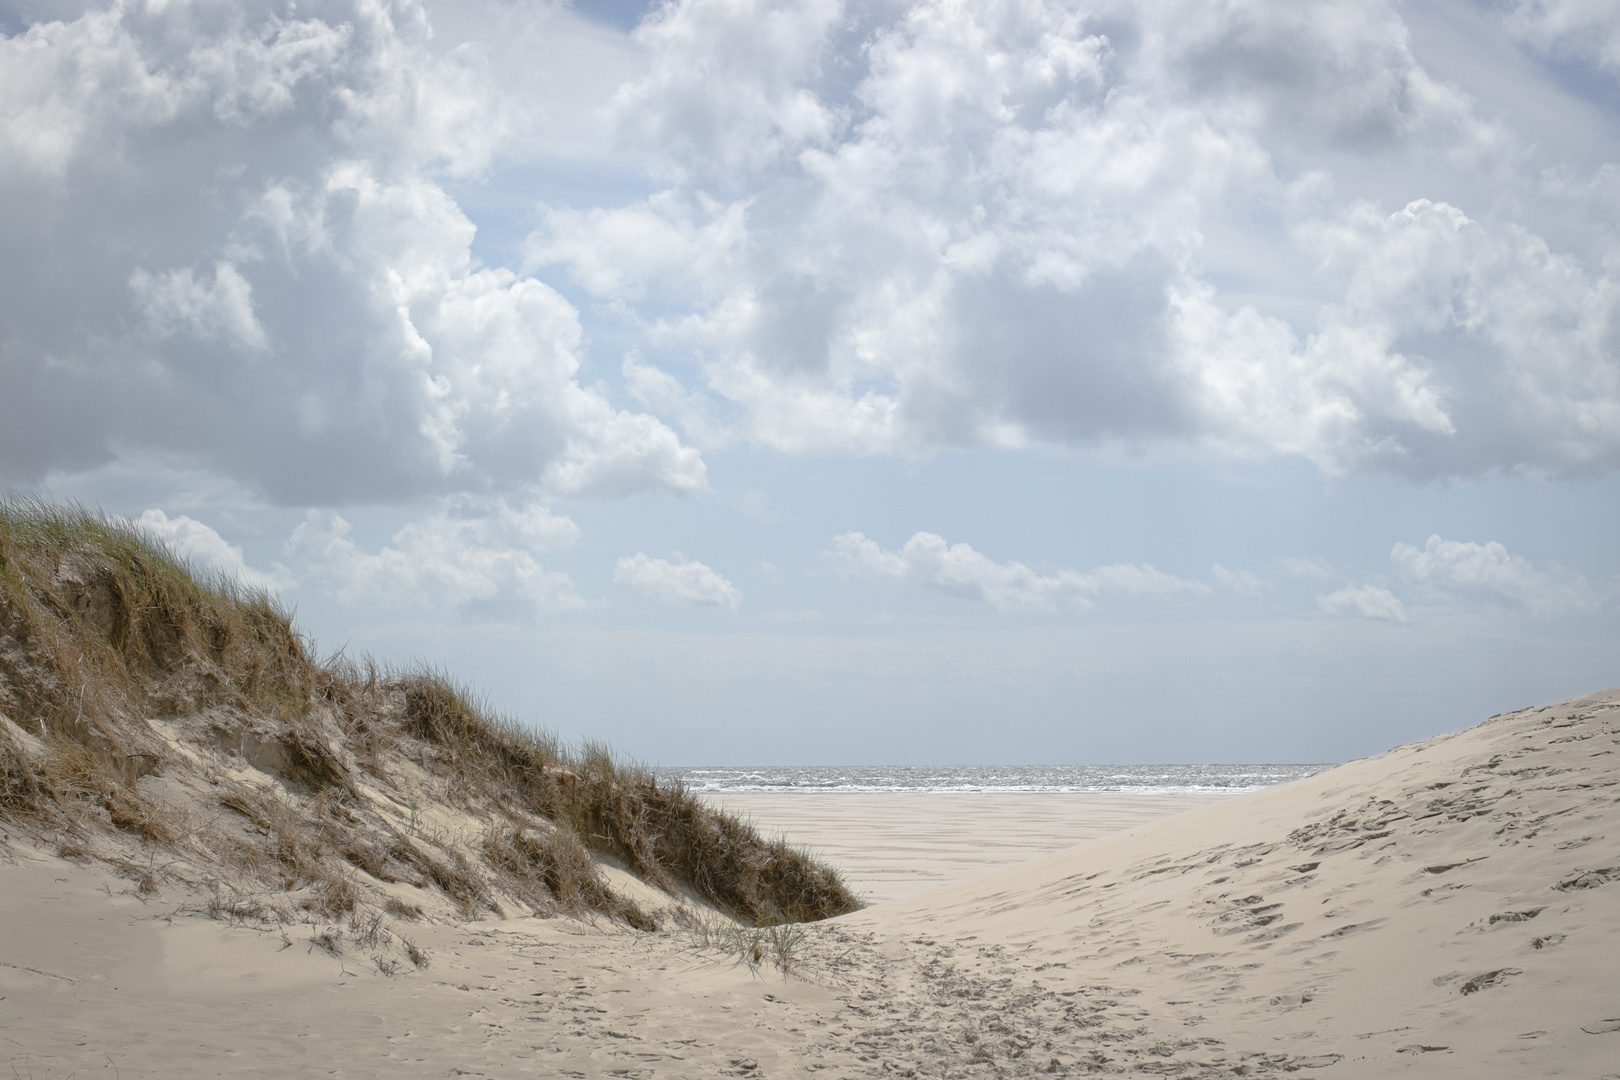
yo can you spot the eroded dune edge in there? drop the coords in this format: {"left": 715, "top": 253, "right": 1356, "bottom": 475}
{"left": 2, "top": 503, "right": 1618, "bottom": 1078}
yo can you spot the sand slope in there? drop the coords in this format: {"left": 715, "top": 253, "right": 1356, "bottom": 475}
{"left": 845, "top": 687, "right": 1620, "bottom": 1076}
{"left": 4, "top": 690, "right": 1618, "bottom": 1078}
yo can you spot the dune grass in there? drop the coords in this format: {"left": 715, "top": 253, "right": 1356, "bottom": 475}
{"left": 675, "top": 905, "right": 810, "bottom": 976}
{"left": 0, "top": 496, "right": 859, "bottom": 928}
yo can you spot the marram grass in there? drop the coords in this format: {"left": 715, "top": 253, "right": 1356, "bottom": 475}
{"left": 0, "top": 496, "right": 859, "bottom": 930}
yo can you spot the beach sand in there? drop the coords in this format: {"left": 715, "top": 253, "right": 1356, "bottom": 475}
{"left": 705, "top": 791, "right": 1233, "bottom": 902}
{"left": 4, "top": 688, "right": 1618, "bottom": 1078}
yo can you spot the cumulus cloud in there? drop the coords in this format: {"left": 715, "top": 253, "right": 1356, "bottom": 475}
{"left": 135, "top": 509, "right": 295, "bottom": 593}
{"left": 609, "top": 0, "right": 844, "bottom": 182}
{"left": 0, "top": 0, "right": 703, "bottom": 502}
{"left": 5, "top": 0, "right": 1618, "bottom": 499}
{"left": 1505, "top": 0, "right": 1620, "bottom": 73}
{"left": 1317, "top": 583, "right": 1407, "bottom": 623}
{"left": 129, "top": 262, "right": 269, "bottom": 351}
{"left": 1391, "top": 534, "right": 1601, "bottom": 616}
{"left": 1313, "top": 534, "right": 1605, "bottom": 624}
{"left": 285, "top": 497, "right": 584, "bottom": 618}
{"left": 1290, "top": 198, "right": 1620, "bottom": 477}
{"left": 614, "top": 553, "right": 742, "bottom": 611}
{"left": 830, "top": 532, "right": 1208, "bottom": 612}
{"left": 522, "top": 0, "right": 1620, "bottom": 480}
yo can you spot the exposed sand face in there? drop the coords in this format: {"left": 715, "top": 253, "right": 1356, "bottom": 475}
{"left": 705, "top": 791, "right": 1233, "bottom": 901}
{"left": 4, "top": 689, "right": 1618, "bottom": 1078}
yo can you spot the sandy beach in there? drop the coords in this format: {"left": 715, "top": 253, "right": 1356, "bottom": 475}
{"left": 705, "top": 791, "right": 1234, "bottom": 902}
{"left": 5, "top": 688, "right": 1620, "bottom": 1078}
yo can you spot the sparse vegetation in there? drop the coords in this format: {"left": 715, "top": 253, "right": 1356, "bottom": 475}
{"left": 0, "top": 496, "right": 859, "bottom": 943}
{"left": 675, "top": 906, "right": 809, "bottom": 976}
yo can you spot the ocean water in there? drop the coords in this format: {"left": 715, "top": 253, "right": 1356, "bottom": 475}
{"left": 656, "top": 763, "right": 1328, "bottom": 795}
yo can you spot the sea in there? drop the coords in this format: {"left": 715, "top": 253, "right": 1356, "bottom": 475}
{"left": 655, "top": 763, "right": 1328, "bottom": 796}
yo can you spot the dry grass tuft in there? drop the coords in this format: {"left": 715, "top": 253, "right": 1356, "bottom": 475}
{"left": 307, "top": 872, "right": 361, "bottom": 918}
{"left": 0, "top": 497, "right": 860, "bottom": 931}
{"left": 207, "top": 887, "right": 272, "bottom": 924}
{"left": 484, "top": 823, "right": 657, "bottom": 930}
{"left": 675, "top": 906, "right": 809, "bottom": 976}
{"left": 384, "top": 896, "right": 424, "bottom": 920}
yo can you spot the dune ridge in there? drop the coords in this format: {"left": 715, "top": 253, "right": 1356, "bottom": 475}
{"left": 0, "top": 498, "right": 857, "bottom": 954}
{"left": 817, "top": 686, "right": 1620, "bottom": 1076}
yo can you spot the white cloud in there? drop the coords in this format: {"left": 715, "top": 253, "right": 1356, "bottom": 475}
{"left": 832, "top": 532, "right": 1091, "bottom": 612}
{"left": 621, "top": 352, "right": 734, "bottom": 452}
{"left": 1390, "top": 534, "right": 1600, "bottom": 616}
{"left": 528, "top": 193, "right": 750, "bottom": 304}
{"left": 1212, "top": 564, "right": 1268, "bottom": 591}
{"left": 1277, "top": 555, "right": 1336, "bottom": 579}
{"left": 0, "top": 4, "right": 354, "bottom": 180}
{"left": 1089, "top": 561, "right": 1213, "bottom": 598}
{"left": 614, "top": 553, "right": 742, "bottom": 611}
{"left": 129, "top": 261, "right": 269, "bottom": 351}
{"left": 285, "top": 497, "right": 584, "bottom": 618}
{"left": 830, "top": 531, "right": 1208, "bottom": 612}
{"left": 526, "top": 0, "right": 1620, "bottom": 481}
{"left": 1291, "top": 198, "right": 1620, "bottom": 477}
{"left": 1317, "top": 583, "right": 1407, "bottom": 623}
{"left": 1311, "top": 534, "right": 1604, "bottom": 624}
{"left": 1505, "top": 0, "right": 1620, "bottom": 73}
{"left": 134, "top": 509, "right": 295, "bottom": 593}
{"left": 0, "top": 0, "right": 704, "bottom": 502}
{"left": 611, "top": 0, "right": 844, "bottom": 181}
{"left": 5, "top": 0, "right": 1619, "bottom": 498}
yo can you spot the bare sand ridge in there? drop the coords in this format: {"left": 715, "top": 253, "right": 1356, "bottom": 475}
{"left": 839, "top": 687, "right": 1620, "bottom": 1076}
{"left": 5, "top": 689, "right": 1620, "bottom": 1077}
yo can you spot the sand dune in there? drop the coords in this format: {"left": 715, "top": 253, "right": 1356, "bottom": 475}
{"left": 840, "top": 687, "right": 1620, "bottom": 1076}
{"left": 4, "top": 689, "right": 1618, "bottom": 1077}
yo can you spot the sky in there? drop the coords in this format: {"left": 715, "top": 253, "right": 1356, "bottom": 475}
{"left": 2, "top": 0, "right": 1618, "bottom": 766}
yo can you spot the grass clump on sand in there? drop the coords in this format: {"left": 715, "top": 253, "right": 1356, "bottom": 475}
{"left": 0, "top": 496, "right": 859, "bottom": 932}
{"left": 674, "top": 906, "right": 809, "bottom": 976}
